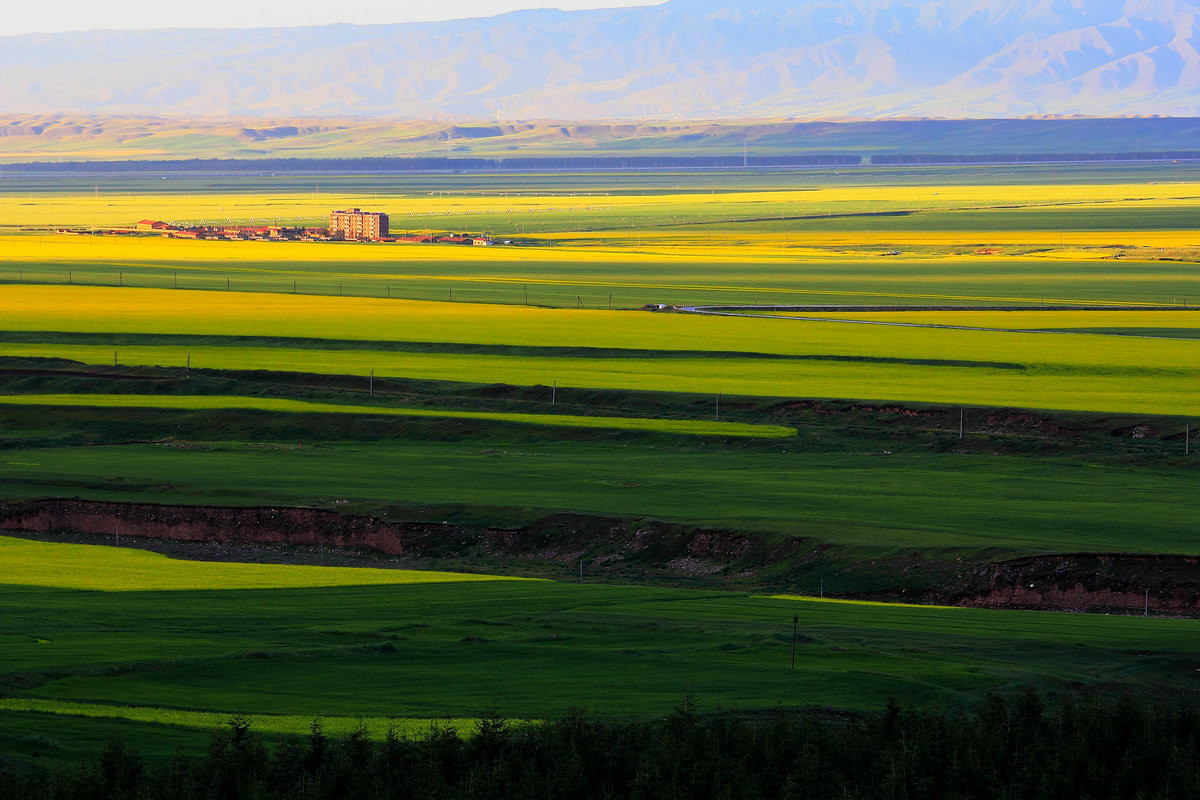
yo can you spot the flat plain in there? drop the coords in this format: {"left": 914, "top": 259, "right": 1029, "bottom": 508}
{"left": 3, "top": 163, "right": 1200, "bottom": 764}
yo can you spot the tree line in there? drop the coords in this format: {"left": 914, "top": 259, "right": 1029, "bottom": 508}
{"left": 3, "top": 690, "right": 1199, "bottom": 799}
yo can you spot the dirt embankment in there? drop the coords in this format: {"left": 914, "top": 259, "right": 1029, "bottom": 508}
{"left": 958, "top": 554, "right": 1200, "bottom": 614}
{"left": 3, "top": 500, "right": 1199, "bottom": 613}
{"left": 0, "top": 499, "right": 767, "bottom": 579}
{"left": 0, "top": 499, "right": 462, "bottom": 556}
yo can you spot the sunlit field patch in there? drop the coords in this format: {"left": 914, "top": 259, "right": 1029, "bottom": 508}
{"left": 0, "top": 536, "right": 522, "bottom": 592}
{"left": 0, "top": 699, "right": 489, "bottom": 740}
{"left": 0, "top": 394, "right": 794, "bottom": 438}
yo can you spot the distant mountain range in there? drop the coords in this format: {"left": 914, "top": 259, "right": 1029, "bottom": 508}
{"left": 4, "top": 0, "right": 1200, "bottom": 119}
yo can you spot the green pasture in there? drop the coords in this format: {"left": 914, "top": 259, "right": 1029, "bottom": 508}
{"left": 6, "top": 438, "right": 1199, "bottom": 555}
{"left": 2, "top": 536, "right": 1199, "bottom": 764}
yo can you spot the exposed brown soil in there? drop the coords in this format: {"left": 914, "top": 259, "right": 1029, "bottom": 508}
{"left": 956, "top": 554, "right": 1200, "bottom": 614}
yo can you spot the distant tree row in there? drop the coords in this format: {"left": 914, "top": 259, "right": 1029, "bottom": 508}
{"left": 5, "top": 690, "right": 1200, "bottom": 799}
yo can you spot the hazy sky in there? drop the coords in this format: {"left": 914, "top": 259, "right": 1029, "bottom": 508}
{"left": 3, "top": 1, "right": 665, "bottom": 35}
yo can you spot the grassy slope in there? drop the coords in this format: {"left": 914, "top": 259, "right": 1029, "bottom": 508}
{"left": 3, "top": 536, "right": 1199, "bottom": 765}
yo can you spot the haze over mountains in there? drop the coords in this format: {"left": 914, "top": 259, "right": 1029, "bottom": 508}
{"left": 4, "top": 0, "right": 1200, "bottom": 119}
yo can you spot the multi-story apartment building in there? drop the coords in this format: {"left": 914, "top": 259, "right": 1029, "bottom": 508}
{"left": 329, "top": 208, "right": 389, "bottom": 240}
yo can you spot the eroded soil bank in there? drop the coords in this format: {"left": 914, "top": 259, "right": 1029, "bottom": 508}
{"left": 3, "top": 499, "right": 1198, "bottom": 614}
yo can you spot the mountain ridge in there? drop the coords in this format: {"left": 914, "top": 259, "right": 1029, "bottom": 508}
{"left": 4, "top": 0, "right": 1200, "bottom": 119}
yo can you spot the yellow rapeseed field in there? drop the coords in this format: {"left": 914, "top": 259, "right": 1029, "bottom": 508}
{"left": 4, "top": 182, "right": 1199, "bottom": 233}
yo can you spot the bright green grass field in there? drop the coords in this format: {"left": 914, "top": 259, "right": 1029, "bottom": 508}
{"left": 2, "top": 536, "right": 1199, "bottom": 764}
{"left": 0, "top": 536, "right": 521, "bottom": 592}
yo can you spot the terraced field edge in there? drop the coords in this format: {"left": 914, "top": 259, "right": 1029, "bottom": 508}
{"left": 4, "top": 500, "right": 1198, "bottom": 614}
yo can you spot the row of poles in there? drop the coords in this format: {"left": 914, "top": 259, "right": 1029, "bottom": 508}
{"left": 107, "top": 349, "right": 1200, "bottom": 453}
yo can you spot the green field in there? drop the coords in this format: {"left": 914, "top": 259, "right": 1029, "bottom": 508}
{"left": 5, "top": 439, "right": 1199, "bottom": 556}
{"left": 3, "top": 164, "right": 1200, "bottom": 767}
{"left": 4, "top": 535, "right": 1200, "bottom": 766}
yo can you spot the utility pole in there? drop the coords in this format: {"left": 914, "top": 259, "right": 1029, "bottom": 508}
{"left": 579, "top": 559, "right": 583, "bottom": 583}
{"left": 369, "top": 369, "right": 374, "bottom": 396}
{"left": 790, "top": 615, "right": 798, "bottom": 670}
{"left": 959, "top": 409, "right": 964, "bottom": 439}
{"left": 552, "top": 380, "right": 557, "bottom": 406}
{"left": 715, "top": 392, "right": 721, "bottom": 421}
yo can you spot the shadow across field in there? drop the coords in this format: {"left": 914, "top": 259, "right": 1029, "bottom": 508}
{"left": 0, "top": 331, "right": 1026, "bottom": 370}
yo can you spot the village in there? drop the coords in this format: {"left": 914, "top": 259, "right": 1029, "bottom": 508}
{"left": 57, "top": 208, "right": 500, "bottom": 246}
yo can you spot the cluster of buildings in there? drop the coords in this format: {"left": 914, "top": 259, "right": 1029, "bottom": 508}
{"left": 59, "top": 208, "right": 496, "bottom": 246}
{"left": 68, "top": 219, "right": 323, "bottom": 241}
